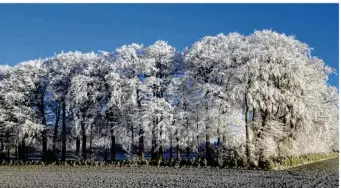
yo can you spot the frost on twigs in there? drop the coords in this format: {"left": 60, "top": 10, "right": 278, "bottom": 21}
{"left": 0, "top": 30, "right": 338, "bottom": 169}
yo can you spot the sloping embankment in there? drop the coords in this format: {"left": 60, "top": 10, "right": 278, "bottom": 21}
{"left": 271, "top": 153, "right": 339, "bottom": 171}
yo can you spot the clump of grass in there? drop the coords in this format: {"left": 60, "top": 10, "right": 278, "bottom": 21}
{"left": 267, "top": 152, "right": 338, "bottom": 170}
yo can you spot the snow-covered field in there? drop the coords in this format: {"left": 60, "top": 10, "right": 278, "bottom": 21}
{"left": 0, "top": 157, "right": 338, "bottom": 188}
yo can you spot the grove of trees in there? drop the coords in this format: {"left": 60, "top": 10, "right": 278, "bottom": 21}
{"left": 0, "top": 30, "right": 338, "bottom": 167}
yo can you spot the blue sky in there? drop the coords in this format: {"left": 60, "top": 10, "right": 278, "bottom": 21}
{"left": 0, "top": 3, "right": 338, "bottom": 87}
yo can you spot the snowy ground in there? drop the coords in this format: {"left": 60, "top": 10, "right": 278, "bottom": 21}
{"left": 0, "top": 157, "right": 338, "bottom": 188}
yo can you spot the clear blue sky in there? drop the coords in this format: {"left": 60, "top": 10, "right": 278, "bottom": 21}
{"left": 0, "top": 3, "right": 338, "bottom": 87}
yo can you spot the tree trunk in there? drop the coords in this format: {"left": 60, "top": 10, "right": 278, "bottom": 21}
{"left": 257, "top": 109, "right": 268, "bottom": 161}
{"left": 15, "top": 145, "right": 18, "bottom": 160}
{"left": 7, "top": 146, "right": 10, "bottom": 161}
{"left": 158, "top": 146, "right": 163, "bottom": 160}
{"left": 139, "top": 128, "right": 144, "bottom": 161}
{"left": 169, "top": 137, "right": 173, "bottom": 161}
{"left": 110, "top": 130, "right": 116, "bottom": 161}
{"left": 61, "top": 99, "right": 66, "bottom": 162}
{"left": 151, "top": 126, "right": 157, "bottom": 161}
{"left": 196, "top": 110, "right": 200, "bottom": 159}
{"left": 186, "top": 146, "right": 190, "bottom": 161}
{"left": 81, "top": 110, "right": 87, "bottom": 160}
{"left": 131, "top": 125, "right": 134, "bottom": 155}
{"left": 25, "top": 143, "right": 28, "bottom": 161}
{"left": 217, "top": 110, "right": 222, "bottom": 146}
{"left": 137, "top": 88, "right": 144, "bottom": 161}
{"left": 158, "top": 125, "right": 163, "bottom": 161}
{"left": 40, "top": 93, "right": 47, "bottom": 159}
{"left": 5, "top": 132, "right": 10, "bottom": 161}
{"left": 42, "top": 129, "right": 47, "bottom": 155}
{"left": 41, "top": 129, "right": 47, "bottom": 161}
{"left": 81, "top": 133, "right": 87, "bottom": 160}
{"left": 76, "top": 137, "right": 80, "bottom": 157}
{"left": 176, "top": 134, "right": 180, "bottom": 161}
{"left": 205, "top": 130, "right": 211, "bottom": 164}
{"left": 89, "top": 125, "right": 93, "bottom": 160}
{"left": 223, "top": 135, "right": 226, "bottom": 147}
{"left": 205, "top": 100, "right": 212, "bottom": 165}
{"left": 104, "top": 147, "right": 108, "bottom": 161}
{"left": 52, "top": 105, "right": 60, "bottom": 152}
{"left": 245, "top": 94, "right": 251, "bottom": 166}
{"left": 19, "top": 139, "right": 26, "bottom": 161}
{"left": 217, "top": 128, "right": 221, "bottom": 146}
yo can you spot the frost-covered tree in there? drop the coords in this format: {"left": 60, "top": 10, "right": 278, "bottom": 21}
{"left": 0, "top": 63, "right": 44, "bottom": 161}
{"left": 68, "top": 52, "right": 104, "bottom": 160}
{"left": 184, "top": 33, "right": 247, "bottom": 164}
{"left": 46, "top": 51, "right": 93, "bottom": 161}
{"left": 0, "top": 30, "right": 337, "bottom": 167}
{"left": 144, "top": 41, "right": 179, "bottom": 160}
{"left": 15, "top": 60, "right": 50, "bottom": 160}
{"left": 230, "top": 30, "right": 339, "bottom": 165}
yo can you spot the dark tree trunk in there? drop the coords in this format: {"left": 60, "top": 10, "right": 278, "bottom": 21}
{"left": 222, "top": 135, "right": 226, "bottom": 147}
{"left": 40, "top": 93, "right": 47, "bottom": 159}
{"left": 217, "top": 128, "right": 221, "bottom": 146}
{"left": 151, "top": 107, "right": 159, "bottom": 161}
{"left": 205, "top": 130, "right": 211, "bottom": 164}
{"left": 158, "top": 146, "right": 163, "bottom": 160}
{"left": 137, "top": 89, "right": 144, "bottom": 161}
{"left": 139, "top": 128, "right": 144, "bottom": 161}
{"left": 5, "top": 132, "right": 10, "bottom": 161}
{"left": 15, "top": 145, "right": 18, "bottom": 160}
{"left": 42, "top": 129, "right": 47, "bottom": 155}
{"left": 205, "top": 100, "right": 212, "bottom": 165}
{"left": 81, "top": 132, "right": 87, "bottom": 160}
{"left": 245, "top": 94, "right": 250, "bottom": 166}
{"left": 104, "top": 147, "right": 108, "bottom": 161}
{"left": 186, "top": 146, "right": 190, "bottom": 161}
{"left": 76, "top": 137, "right": 80, "bottom": 157}
{"left": 81, "top": 109, "right": 87, "bottom": 160}
{"left": 257, "top": 109, "right": 269, "bottom": 160}
{"left": 152, "top": 62, "right": 164, "bottom": 161}
{"left": 151, "top": 127, "right": 157, "bottom": 161}
{"left": 7, "top": 147, "right": 10, "bottom": 161}
{"left": 158, "top": 125, "right": 163, "bottom": 161}
{"left": 106, "top": 106, "right": 116, "bottom": 162}
{"left": 176, "top": 133, "right": 180, "bottom": 161}
{"left": 52, "top": 105, "right": 60, "bottom": 152}
{"left": 61, "top": 99, "right": 66, "bottom": 162}
{"left": 19, "top": 139, "right": 27, "bottom": 161}
{"left": 169, "top": 137, "right": 173, "bottom": 161}
{"left": 25, "top": 144, "right": 28, "bottom": 161}
{"left": 196, "top": 111, "right": 200, "bottom": 159}
{"left": 131, "top": 125, "right": 134, "bottom": 155}
{"left": 110, "top": 130, "right": 116, "bottom": 161}
{"left": 89, "top": 125, "right": 93, "bottom": 160}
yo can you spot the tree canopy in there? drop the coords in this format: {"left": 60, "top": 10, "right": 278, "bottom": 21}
{"left": 0, "top": 30, "right": 338, "bottom": 166}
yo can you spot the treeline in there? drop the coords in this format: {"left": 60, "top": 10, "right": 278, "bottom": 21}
{"left": 0, "top": 30, "right": 338, "bottom": 167}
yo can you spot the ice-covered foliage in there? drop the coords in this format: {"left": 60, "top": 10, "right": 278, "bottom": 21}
{"left": 0, "top": 61, "right": 45, "bottom": 148}
{"left": 0, "top": 30, "right": 338, "bottom": 166}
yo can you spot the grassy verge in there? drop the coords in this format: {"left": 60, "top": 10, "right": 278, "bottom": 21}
{"left": 269, "top": 153, "right": 338, "bottom": 170}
